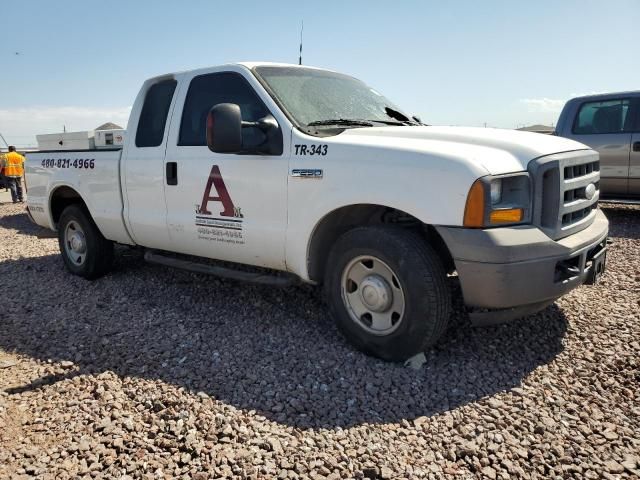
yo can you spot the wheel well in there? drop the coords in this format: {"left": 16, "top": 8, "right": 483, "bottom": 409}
{"left": 50, "top": 186, "right": 86, "bottom": 228}
{"left": 307, "top": 204, "right": 455, "bottom": 283}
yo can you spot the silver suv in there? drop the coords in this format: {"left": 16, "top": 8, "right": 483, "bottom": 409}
{"left": 555, "top": 91, "right": 639, "bottom": 200}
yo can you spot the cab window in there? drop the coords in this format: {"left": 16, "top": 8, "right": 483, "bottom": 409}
{"left": 179, "top": 72, "right": 269, "bottom": 147}
{"left": 573, "top": 99, "right": 631, "bottom": 135}
{"left": 135, "top": 79, "right": 177, "bottom": 147}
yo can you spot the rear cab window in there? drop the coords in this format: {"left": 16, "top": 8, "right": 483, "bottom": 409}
{"left": 135, "top": 79, "right": 178, "bottom": 147}
{"left": 573, "top": 99, "right": 632, "bottom": 135}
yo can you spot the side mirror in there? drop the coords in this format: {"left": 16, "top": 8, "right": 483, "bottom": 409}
{"left": 207, "top": 103, "right": 242, "bottom": 153}
{"left": 242, "top": 114, "right": 283, "bottom": 155}
{"left": 206, "top": 102, "right": 283, "bottom": 155}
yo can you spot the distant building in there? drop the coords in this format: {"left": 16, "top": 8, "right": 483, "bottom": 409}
{"left": 517, "top": 124, "right": 555, "bottom": 134}
{"left": 95, "top": 122, "right": 124, "bottom": 130}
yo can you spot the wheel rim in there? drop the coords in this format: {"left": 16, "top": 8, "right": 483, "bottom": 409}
{"left": 341, "top": 255, "right": 406, "bottom": 336}
{"left": 64, "top": 220, "right": 87, "bottom": 266}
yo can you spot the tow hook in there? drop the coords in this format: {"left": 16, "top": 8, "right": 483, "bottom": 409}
{"left": 556, "top": 260, "right": 581, "bottom": 280}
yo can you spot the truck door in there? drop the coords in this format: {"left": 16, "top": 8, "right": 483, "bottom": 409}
{"left": 629, "top": 98, "right": 640, "bottom": 197}
{"left": 570, "top": 98, "right": 633, "bottom": 197}
{"left": 122, "top": 77, "right": 179, "bottom": 249}
{"left": 163, "top": 69, "right": 290, "bottom": 269}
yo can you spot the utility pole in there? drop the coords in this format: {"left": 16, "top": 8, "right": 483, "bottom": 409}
{"left": 298, "top": 20, "right": 304, "bottom": 65}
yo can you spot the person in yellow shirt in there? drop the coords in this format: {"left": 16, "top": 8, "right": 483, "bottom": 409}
{"left": 1, "top": 146, "right": 25, "bottom": 203}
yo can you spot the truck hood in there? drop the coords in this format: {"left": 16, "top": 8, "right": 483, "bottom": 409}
{"left": 337, "top": 125, "right": 590, "bottom": 176}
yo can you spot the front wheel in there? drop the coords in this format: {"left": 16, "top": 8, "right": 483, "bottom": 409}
{"left": 324, "top": 226, "right": 451, "bottom": 361}
{"left": 57, "top": 204, "right": 114, "bottom": 279}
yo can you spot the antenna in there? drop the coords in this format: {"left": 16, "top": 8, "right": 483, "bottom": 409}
{"left": 298, "top": 20, "right": 304, "bottom": 65}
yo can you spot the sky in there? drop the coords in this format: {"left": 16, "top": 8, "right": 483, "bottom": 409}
{"left": 1, "top": 0, "right": 638, "bottom": 147}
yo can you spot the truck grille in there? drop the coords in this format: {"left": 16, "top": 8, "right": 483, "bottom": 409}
{"left": 562, "top": 203, "right": 596, "bottom": 226}
{"left": 563, "top": 161, "right": 599, "bottom": 180}
{"left": 529, "top": 151, "right": 600, "bottom": 240}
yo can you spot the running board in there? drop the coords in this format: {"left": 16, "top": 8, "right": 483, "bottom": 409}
{"left": 144, "top": 250, "right": 299, "bottom": 287}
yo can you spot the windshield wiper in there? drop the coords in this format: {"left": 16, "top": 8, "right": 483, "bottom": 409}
{"left": 307, "top": 119, "right": 374, "bottom": 127}
{"left": 384, "top": 107, "right": 420, "bottom": 125}
{"left": 365, "top": 119, "right": 406, "bottom": 126}
{"left": 385, "top": 106, "right": 410, "bottom": 122}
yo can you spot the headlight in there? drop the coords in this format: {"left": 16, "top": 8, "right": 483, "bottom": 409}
{"left": 463, "top": 173, "right": 531, "bottom": 227}
{"left": 490, "top": 180, "right": 502, "bottom": 204}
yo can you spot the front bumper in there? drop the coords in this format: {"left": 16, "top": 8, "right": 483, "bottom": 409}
{"left": 435, "top": 209, "right": 609, "bottom": 310}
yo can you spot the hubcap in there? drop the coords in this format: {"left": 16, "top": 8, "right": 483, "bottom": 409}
{"left": 341, "top": 256, "right": 405, "bottom": 336}
{"left": 360, "top": 275, "right": 392, "bottom": 312}
{"left": 64, "top": 220, "right": 87, "bottom": 265}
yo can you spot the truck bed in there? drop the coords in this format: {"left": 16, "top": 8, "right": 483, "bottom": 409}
{"left": 25, "top": 149, "right": 132, "bottom": 244}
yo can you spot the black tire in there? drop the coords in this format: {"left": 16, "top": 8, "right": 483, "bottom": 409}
{"left": 57, "top": 204, "right": 114, "bottom": 280}
{"left": 324, "top": 226, "right": 451, "bottom": 361}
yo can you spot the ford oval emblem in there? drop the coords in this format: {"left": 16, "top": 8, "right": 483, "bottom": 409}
{"left": 584, "top": 183, "right": 596, "bottom": 200}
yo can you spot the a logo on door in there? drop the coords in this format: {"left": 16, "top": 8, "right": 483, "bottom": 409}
{"left": 196, "top": 165, "right": 243, "bottom": 217}
{"left": 195, "top": 165, "right": 245, "bottom": 245}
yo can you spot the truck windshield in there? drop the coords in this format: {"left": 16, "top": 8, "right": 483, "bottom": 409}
{"left": 253, "top": 66, "right": 414, "bottom": 130}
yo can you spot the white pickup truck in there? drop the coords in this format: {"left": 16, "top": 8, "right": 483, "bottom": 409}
{"left": 25, "top": 62, "right": 609, "bottom": 361}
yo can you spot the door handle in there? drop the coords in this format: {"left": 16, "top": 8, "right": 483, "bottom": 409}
{"left": 633, "top": 141, "right": 640, "bottom": 152}
{"left": 166, "top": 162, "right": 178, "bottom": 185}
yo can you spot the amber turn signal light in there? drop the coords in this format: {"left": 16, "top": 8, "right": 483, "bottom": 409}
{"left": 463, "top": 179, "right": 486, "bottom": 227}
{"left": 489, "top": 208, "right": 524, "bottom": 224}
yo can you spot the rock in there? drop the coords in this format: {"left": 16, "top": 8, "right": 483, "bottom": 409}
{"left": 122, "top": 417, "right": 135, "bottom": 431}
{"left": 604, "top": 461, "right": 624, "bottom": 474}
{"left": 379, "top": 466, "right": 393, "bottom": 479}
{"left": 515, "top": 448, "right": 529, "bottom": 459}
{"left": 97, "top": 417, "right": 112, "bottom": 430}
{"left": 0, "top": 359, "right": 17, "bottom": 369}
{"left": 267, "top": 437, "right": 284, "bottom": 455}
{"left": 413, "top": 416, "right": 428, "bottom": 426}
{"left": 456, "top": 442, "right": 477, "bottom": 458}
{"left": 481, "top": 466, "right": 497, "bottom": 479}
{"left": 404, "top": 353, "right": 426, "bottom": 370}
{"left": 621, "top": 456, "right": 638, "bottom": 471}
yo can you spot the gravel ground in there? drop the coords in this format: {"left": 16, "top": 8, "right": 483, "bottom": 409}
{"left": 0, "top": 200, "right": 638, "bottom": 479}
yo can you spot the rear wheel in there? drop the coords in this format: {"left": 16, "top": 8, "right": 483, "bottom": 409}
{"left": 58, "top": 204, "right": 114, "bottom": 279}
{"left": 325, "top": 226, "right": 451, "bottom": 361}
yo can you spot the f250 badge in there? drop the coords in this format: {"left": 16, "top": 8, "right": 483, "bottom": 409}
{"left": 195, "top": 165, "right": 245, "bottom": 245}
